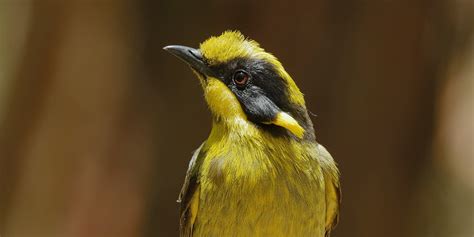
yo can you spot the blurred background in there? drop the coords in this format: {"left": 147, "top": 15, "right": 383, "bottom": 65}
{"left": 0, "top": 0, "right": 473, "bottom": 237}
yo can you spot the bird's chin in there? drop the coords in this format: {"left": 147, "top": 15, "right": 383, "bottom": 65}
{"left": 203, "top": 78, "right": 247, "bottom": 121}
{"left": 191, "top": 70, "right": 207, "bottom": 89}
{"left": 191, "top": 68, "right": 206, "bottom": 79}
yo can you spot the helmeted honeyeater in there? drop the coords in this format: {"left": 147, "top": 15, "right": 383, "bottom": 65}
{"left": 164, "top": 31, "right": 340, "bottom": 237}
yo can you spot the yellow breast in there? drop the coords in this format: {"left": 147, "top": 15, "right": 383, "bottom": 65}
{"left": 194, "top": 121, "right": 327, "bottom": 237}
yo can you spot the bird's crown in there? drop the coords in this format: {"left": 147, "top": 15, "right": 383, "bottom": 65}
{"left": 199, "top": 31, "right": 304, "bottom": 106}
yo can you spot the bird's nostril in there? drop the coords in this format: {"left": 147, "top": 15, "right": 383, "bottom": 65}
{"left": 189, "top": 49, "right": 203, "bottom": 61}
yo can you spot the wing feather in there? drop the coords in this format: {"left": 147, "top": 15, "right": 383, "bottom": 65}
{"left": 178, "top": 143, "right": 205, "bottom": 237}
{"left": 317, "top": 144, "right": 341, "bottom": 237}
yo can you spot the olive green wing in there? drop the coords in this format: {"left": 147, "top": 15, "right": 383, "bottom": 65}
{"left": 177, "top": 143, "right": 205, "bottom": 237}
{"left": 317, "top": 144, "right": 341, "bottom": 237}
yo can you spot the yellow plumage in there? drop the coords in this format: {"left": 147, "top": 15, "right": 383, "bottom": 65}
{"left": 166, "top": 31, "right": 340, "bottom": 237}
{"left": 200, "top": 31, "right": 305, "bottom": 106}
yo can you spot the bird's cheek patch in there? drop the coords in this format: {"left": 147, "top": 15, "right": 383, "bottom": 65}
{"left": 271, "top": 112, "right": 305, "bottom": 138}
{"left": 204, "top": 78, "right": 246, "bottom": 119}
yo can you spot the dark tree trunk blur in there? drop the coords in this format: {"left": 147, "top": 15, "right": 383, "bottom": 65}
{"left": 1, "top": 1, "right": 158, "bottom": 236}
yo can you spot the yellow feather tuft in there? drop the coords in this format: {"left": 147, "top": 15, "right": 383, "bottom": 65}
{"left": 272, "top": 112, "right": 305, "bottom": 138}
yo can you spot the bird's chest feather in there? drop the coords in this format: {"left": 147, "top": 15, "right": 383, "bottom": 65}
{"left": 195, "top": 135, "right": 326, "bottom": 237}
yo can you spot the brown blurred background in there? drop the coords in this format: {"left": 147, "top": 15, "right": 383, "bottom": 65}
{"left": 0, "top": 0, "right": 473, "bottom": 237}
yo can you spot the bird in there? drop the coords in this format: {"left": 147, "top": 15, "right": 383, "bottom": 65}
{"left": 164, "top": 31, "right": 340, "bottom": 237}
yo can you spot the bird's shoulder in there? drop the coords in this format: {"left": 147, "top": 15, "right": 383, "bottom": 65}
{"left": 178, "top": 142, "right": 206, "bottom": 237}
{"left": 316, "top": 143, "right": 341, "bottom": 237}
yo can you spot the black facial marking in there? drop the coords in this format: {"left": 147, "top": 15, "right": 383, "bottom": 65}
{"left": 235, "top": 85, "right": 280, "bottom": 123}
{"left": 208, "top": 58, "right": 315, "bottom": 140}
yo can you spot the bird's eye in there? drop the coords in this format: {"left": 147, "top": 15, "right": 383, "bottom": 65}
{"left": 233, "top": 70, "right": 250, "bottom": 87}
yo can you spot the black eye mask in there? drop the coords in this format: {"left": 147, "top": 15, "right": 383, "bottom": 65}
{"left": 210, "top": 59, "right": 305, "bottom": 139}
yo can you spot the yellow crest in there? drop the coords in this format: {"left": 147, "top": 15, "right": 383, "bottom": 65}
{"left": 199, "top": 31, "right": 305, "bottom": 106}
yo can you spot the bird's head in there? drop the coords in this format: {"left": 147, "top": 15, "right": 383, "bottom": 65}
{"left": 164, "top": 31, "right": 314, "bottom": 140}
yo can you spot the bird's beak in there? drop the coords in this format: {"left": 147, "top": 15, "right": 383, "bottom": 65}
{"left": 163, "top": 45, "right": 213, "bottom": 77}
